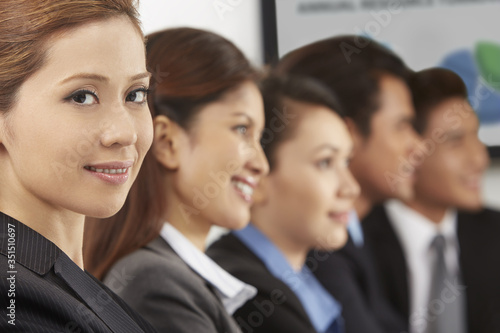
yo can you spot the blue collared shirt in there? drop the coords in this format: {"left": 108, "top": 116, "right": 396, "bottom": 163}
{"left": 234, "top": 224, "right": 344, "bottom": 333}
{"left": 347, "top": 210, "right": 364, "bottom": 247}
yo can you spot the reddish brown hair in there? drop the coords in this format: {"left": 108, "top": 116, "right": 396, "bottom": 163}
{"left": 84, "top": 27, "right": 259, "bottom": 279}
{"left": 0, "top": 0, "right": 141, "bottom": 113}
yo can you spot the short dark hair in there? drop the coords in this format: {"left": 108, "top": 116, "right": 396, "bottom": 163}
{"left": 275, "top": 35, "right": 411, "bottom": 137}
{"left": 409, "top": 68, "right": 468, "bottom": 134}
{"left": 260, "top": 74, "right": 343, "bottom": 170}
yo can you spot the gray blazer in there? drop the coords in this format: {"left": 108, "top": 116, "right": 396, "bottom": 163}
{"left": 104, "top": 236, "right": 242, "bottom": 333}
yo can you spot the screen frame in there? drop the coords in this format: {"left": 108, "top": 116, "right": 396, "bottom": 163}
{"left": 260, "top": 0, "right": 499, "bottom": 158}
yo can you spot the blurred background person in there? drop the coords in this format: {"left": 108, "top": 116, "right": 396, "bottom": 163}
{"left": 363, "top": 68, "right": 500, "bottom": 333}
{"left": 0, "top": 0, "right": 156, "bottom": 331}
{"left": 274, "top": 35, "right": 418, "bottom": 333}
{"left": 84, "top": 27, "right": 269, "bottom": 333}
{"left": 208, "top": 74, "right": 360, "bottom": 333}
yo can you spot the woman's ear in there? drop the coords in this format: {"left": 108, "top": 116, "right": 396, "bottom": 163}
{"left": 0, "top": 115, "right": 7, "bottom": 147}
{"left": 152, "top": 115, "right": 185, "bottom": 170}
{"left": 0, "top": 113, "right": 5, "bottom": 142}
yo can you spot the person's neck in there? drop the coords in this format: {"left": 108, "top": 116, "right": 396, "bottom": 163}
{"left": 406, "top": 196, "right": 448, "bottom": 224}
{"left": 251, "top": 210, "right": 308, "bottom": 272}
{"left": 354, "top": 192, "right": 374, "bottom": 220}
{"left": 0, "top": 202, "right": 85, "bottom": 269}
{"left": 163, "top": 199, "right": 212, "bottom": 252}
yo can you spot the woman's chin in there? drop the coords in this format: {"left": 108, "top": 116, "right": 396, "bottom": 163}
{"left": 315, "top": 230, "right": 348, "bottom": 252}
{"left": 83, "top": 202, "right": 124, "bottom": 219}
{"left": 218, "top": 212, "right": 251, "bottom": 231}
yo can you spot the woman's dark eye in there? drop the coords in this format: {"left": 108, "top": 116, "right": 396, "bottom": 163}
{"left": 68, "top": 91, "right": 98, "bottom": 105}
{"left": 126, "top": 89, "right": 149, "bottom": 103}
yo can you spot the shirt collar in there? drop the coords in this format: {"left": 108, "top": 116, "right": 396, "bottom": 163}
{"left": 234, "top": 223, "right": 342, "bottom": 332}
{"left": 385, "top": 199, "right": 458, "bottom": 258}
{"left": 0, "top": 211, "right": 62, "bottom": 275}
{"left": 160, "top": 223, "right": 256, "bottom": 314}
{"left": 347, "top": 209, "right": 364, "bottom": 247}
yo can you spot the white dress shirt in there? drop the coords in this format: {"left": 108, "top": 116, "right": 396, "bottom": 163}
{"left": 160, "top": 223, "right": 257, "bottom": 315}
{"left": 385, "top": 200, "right": 460, "bottom": 333}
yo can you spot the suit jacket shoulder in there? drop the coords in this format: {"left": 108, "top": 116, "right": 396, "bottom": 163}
{"left": 362, "top": 204, "right": 410, "bottom": 321}
{"left": 0, "top": 212, "right": 155, "bottom": 333}
{"left": 364, "top": 205, "right": 500, "bottom": 333}
{"left": 104, "top": 236, "right": 241, "bottom": 333}
{"left": 457, "top": 208, "right": 500, "bottom": 332}
{"left": 207, "top": 233, "right": 317, "bottom": 333}
{"left": 311, "top": 233, "right": 407, "bottom": 333}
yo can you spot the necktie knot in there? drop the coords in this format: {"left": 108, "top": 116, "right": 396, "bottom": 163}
{"left": 430, "top": 234, "right": 446, "bottom": 253}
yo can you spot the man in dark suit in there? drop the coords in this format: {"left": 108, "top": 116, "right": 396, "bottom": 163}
{"left": 276, "top": 35, "right": 419, "bottom": 333}
{"left": 363, "top": 68, "right": 500, "bottom": 333}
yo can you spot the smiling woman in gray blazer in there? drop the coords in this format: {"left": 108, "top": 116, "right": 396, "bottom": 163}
{"left": 84, "top": 27, "right": 269, "bottom": 333}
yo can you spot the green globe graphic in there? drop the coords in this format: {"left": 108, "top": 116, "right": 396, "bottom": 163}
{"left": 476, "top": 42, "right": 500, "bottom": 90}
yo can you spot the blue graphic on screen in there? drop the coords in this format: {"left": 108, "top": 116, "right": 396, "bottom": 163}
{"left": 440, "top": 42, "right": 500, "bottom": 125}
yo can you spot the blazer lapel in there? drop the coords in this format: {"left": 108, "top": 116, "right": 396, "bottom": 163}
{"left": 363, "top": 205, "right": 410, "bottom": 319}
{"left": 211, "top": 233, "right": 316, "bottom": 329}
{"left": 1, "top": 213, "right": 148, "bottom": 332}
{"left": 54, "top": 253, "right": 145, "bottom": 333}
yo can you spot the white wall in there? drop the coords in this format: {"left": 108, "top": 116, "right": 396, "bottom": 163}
{"left": 483, "top": 160, "right": 500, "bottom": 210}
{"left": 138, "top": 0, "right": 500, "bottom": 212}
{"left": 139, "top": 0, "right": 263, "bottom": 65}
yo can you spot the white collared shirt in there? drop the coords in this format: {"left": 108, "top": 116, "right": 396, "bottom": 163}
{"left": 160, "top": 223, "right": 257, "bottom": 315}
{"left": 385, "top": 200, "right": 460, "bottom": 333}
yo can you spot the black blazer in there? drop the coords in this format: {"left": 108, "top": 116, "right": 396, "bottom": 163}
{"left": 0, "top": 212, "right": 157, "bottom": 332}
{"left": 363, "top": 205, "right": 500, "bottom": 333}
{"left": 310, "top": 236, "right": 407, "bottom": 333}
{"left": 104, "top": 236, "right": 242, "bottom": 333}
{"left": 207, "top": 233, "right": 318, "bottom": 333}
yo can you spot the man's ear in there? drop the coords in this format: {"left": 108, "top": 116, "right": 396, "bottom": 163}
{"left": 344, "top": 117, "right": 364, "bottom": 155}
{"left": 152, "top": 115, "right": 185, "bottom": 170}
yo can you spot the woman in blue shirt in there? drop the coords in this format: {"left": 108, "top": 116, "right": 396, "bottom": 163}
{"left": 208, "top": 75, "right": 360, "bottom": 333}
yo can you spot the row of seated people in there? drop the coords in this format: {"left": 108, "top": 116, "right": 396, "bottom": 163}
{"left": 1, "top": 1, "right": 499, "bottom": 332}
{"left": 84, "top": 27, "right": 500, "bottom": 333}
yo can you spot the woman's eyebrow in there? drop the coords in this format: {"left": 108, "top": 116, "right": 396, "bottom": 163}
{"left": 313, "top": 144, "right": 340, "bottom": 154}
{"left": 59, "top": 73, "right": 109, "bottom": 85}
{"left": 130, "top": 72, "right": 152, "bottom": 81}
{"left": 231, "top": 112, "right": 254, "bottom": 125}
{"left": 59, "top": 72, "right": 151, "bottom": 85}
